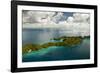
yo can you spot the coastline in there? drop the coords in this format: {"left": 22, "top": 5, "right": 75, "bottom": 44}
{"left": 22, "top": 36, "right": 89, "bottom": 55}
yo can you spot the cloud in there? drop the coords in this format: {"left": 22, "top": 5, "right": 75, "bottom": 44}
{"left": 22, "top": 11, "right": 40, "bottom": 23}
{"left": 56, "top": 13, "right": 90, "bottom": 36}
{"left": 73, "top": 13, "right": 90, "bottom": 23}
{"left": 58, "top": 13, "right": 90, "bottom": 36}
{"left": 22, "top": 11, "right": 56, "bottom": 24}
{"left": 67, "top": 16, "right": 74, "bottom": 23}
{"left": 51, "top": 12, "right": 64, "bottom": 23}
{"left": 22, "top": 11, "right": 90, "bottom": 36}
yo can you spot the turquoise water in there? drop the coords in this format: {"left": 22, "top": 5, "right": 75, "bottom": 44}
{"left": 22, "top": 29, "right": 90, "bottom": 62}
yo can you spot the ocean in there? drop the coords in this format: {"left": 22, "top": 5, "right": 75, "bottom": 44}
{"left": 22, "top": 28, "right": 90, "bottom": 62}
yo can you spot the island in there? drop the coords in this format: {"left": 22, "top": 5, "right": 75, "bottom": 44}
{"left": 22, "top": 36, "right": 87, "bottom": 55}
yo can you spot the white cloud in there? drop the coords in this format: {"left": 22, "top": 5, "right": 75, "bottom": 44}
{"left": 52, "top": 12, "right": 64, "bottom": 23}
{"left": 73, "top": 13, "right": 90, "bottom": 23}
{"left": 23, "top": 11, "right": 56, "bottom": 24}
{"left": 67, "top": 16, "right": 74, "bottom": 23}
{"left": 58, "top": 13, "right": 90, "bottom": 36}
{"left": 66, "top": 13, "right": 90, "bottom": 27}
{"left": 22, "top": 11, "right": 90, "bottom": 36}
{"left": 23, "top": 11, "right": 66, "bottom": 26}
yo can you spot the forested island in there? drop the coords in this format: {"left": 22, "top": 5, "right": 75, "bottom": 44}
{"left": 22, "top": 36, "right": 90, "bottom": 55}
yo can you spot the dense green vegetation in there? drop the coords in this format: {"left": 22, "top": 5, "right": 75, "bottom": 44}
{"left": 22, "top": 36, "right": 84, "bottom": 55}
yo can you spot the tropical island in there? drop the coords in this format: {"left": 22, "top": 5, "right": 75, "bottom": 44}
{"left": 22, "top": 36, "right": 90, "bottom": 55}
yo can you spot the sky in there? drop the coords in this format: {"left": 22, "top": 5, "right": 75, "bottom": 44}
{"left": 22, "top": 10, "right": 90, "bottom": 36}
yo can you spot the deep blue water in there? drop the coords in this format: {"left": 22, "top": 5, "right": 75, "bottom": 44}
{"left": 22, "top": 29, "right": 90, "bottom": 62}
